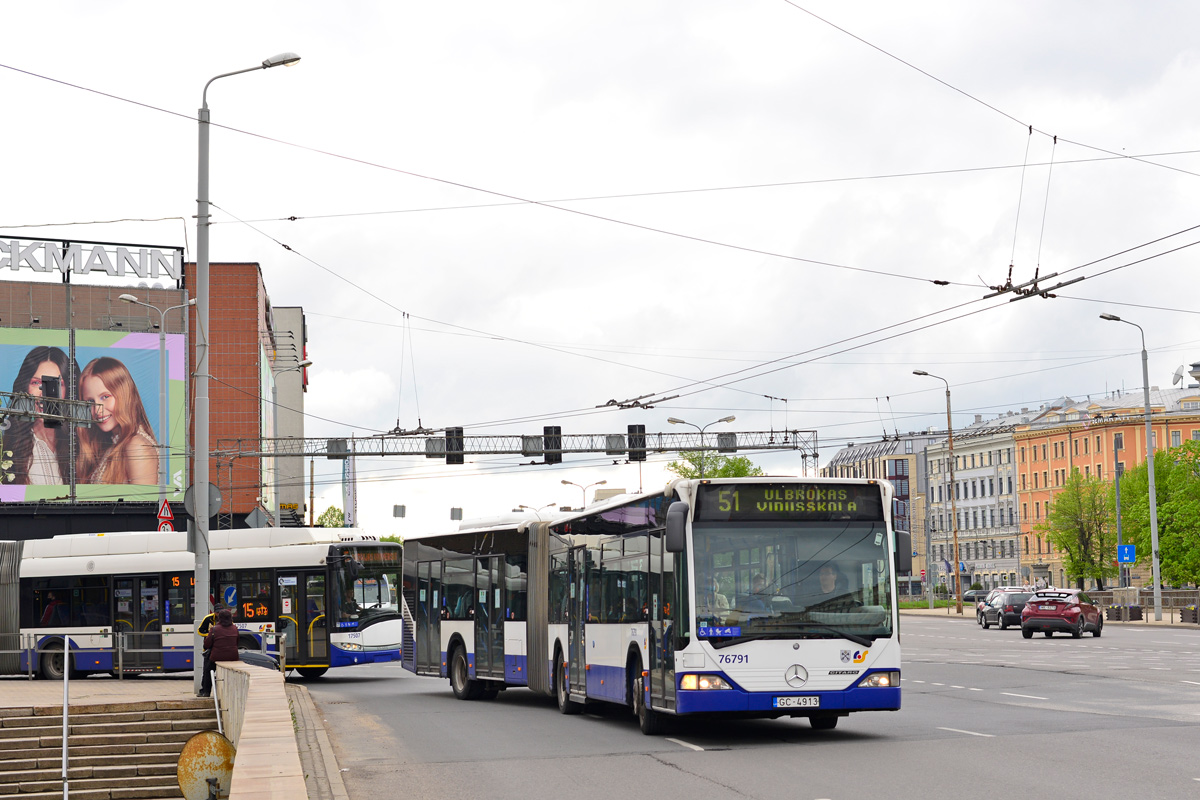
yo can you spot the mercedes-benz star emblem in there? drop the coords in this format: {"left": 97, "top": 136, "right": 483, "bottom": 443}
{"left": 785, "top": 664, "right": 808, "bottom": 688}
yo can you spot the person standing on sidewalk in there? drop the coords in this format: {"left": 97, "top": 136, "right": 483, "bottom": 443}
{"left": 200, "top": 608, "right": 238, "bottom": 697}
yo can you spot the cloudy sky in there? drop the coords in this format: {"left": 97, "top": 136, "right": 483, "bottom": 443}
{"left": 2, "top": 2, "right": 1197, "bottom": 536}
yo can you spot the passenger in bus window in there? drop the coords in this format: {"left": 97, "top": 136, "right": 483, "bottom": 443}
{"left": 39, "top": 591, "right": 64, "bottom": 626}
{"left": 77, "top": 357, "right": 159, "bottom": 485}
{"left": 6, "top": 346, "right": 77, "bottom": 485}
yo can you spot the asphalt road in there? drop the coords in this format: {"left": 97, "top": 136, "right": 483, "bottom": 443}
{"left": 306, "top": 618, "right": 1200, "bottom": 800}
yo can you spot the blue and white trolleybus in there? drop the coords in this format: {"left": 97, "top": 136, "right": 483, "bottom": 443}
{"left": 402, "top": 477, "right": 909, "bottom": 733}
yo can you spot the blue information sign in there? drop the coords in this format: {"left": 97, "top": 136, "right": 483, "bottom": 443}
{"left": 697, "top": 626, "right": 742, "bottom": 638}
{"left": 223, "top": 585, "right": 238, "bottom": 607}
{"left": 1118, "top": 545, "right": 1136, "bottom": 564}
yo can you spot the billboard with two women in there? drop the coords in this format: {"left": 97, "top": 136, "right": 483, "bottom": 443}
{"left": 0, "top": 327, "right": 186, "bottom": 503}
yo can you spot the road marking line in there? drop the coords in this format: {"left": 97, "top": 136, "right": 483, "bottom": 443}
{"left": 951, "top": 685, "right": 964, "bottom": 689}
{"left": 1001, "top": 692, "right": 1048, "bottom": 700}
{"left": 938, "top": 727, "right": 994, "bottom": 737}
{"left": 968, "top": 688, "right": 982, "bottom": 692}
{"left": 666, "top": 738, "right": 704, "bottom": 752}
{"left": 1182, "top": 680, "right": 1200, "bottom": 686}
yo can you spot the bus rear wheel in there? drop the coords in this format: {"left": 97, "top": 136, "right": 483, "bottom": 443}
{"left": 296, "top": 667, "right": 328, "bottom": 679}
{"left": 40, "top": 644, "right": 67, "bottom": 681}
{"left": 450, "top": 646, "right": 482, "bottom": 700}
{"left": 555, "top": 654, "right": 581, "bottom": 715}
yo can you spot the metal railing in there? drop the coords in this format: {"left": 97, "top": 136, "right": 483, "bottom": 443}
{"left": 0, "top": 629, "right": 284, "bottom": 680}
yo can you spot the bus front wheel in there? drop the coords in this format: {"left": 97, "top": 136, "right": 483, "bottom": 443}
{"left": 296, "top": 667, "right": 328, "bottom": 679}
{"left": 450, "top": 646, "right": 481, "bottom": 700}
{"left": 810, "top": 715, "right": 839, "bottom": 731}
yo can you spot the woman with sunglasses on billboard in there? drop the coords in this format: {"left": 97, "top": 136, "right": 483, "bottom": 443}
{"left": 4, "top": 346, "right": 77, "bottom": 484}
{"left": 77, "top": 356, "right": 159, "bottom": 485}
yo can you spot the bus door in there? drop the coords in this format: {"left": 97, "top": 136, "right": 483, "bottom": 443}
{"left": 649, "top": 532, "right": 676, "bottom": 710}
{"left": 416, "top": 561, "right": 442, "bottom": 673}
{"left": 567, "top": 546, "right": 587, "bottom": 696}
{"left": 473, "top": 556, "right": 504, "bottom": 679}
{"left": 280, "top": 572, "right": 330, "bottom": 665}
{"left": 275, "top": 573, "right": 302, "bottom": 665}
{"left": 114, "top": 576, "right": 162, "bottom": 671}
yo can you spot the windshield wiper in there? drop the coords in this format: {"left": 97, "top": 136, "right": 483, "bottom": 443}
{"left": 708, "top": 633, "right": 778, "bottom": 650}
{"left": 792, "top": 621, "right": 874, "bottom": 647}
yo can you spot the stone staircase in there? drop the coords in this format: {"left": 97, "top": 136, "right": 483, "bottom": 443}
{"left": 0, "top": 698, "right": 219, "bottom": 800}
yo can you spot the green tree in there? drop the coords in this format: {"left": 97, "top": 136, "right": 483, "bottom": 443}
{"left": 316, "top": 506, "right": 345, "bottom": 528}
{"left": 1037, "top": 471, "right": 1117, "bottom": 590}
{"left": 1116, "top": 439, "right": 1200, "bottom": 586}
{"left": 666, "top": 452, "right": 765, "bottom": 480}
{"left": 380, "top": 534, "right": 403, "bottom": 545}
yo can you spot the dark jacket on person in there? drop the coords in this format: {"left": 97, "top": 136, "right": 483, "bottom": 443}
{"left": 204, "top": 621, "right": 240, "bottom": 662}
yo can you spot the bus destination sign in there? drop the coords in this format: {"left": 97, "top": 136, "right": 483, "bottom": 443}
{"left": 695, "top": 483, "right": 884, "bottom": 523}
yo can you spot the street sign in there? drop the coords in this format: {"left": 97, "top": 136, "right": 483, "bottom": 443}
{"left": 920, "top": 569, "right": 926, "bottom": 578}
{"left": 1118, "top": 544, "right": 1136, "bottom": 564}
{"left": 157, "top": 498, "right": 174, "bottom": 532}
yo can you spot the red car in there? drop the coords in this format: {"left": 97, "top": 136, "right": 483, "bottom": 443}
{"left": 1021, "top": 589, "right": 1103, "bottom": 638}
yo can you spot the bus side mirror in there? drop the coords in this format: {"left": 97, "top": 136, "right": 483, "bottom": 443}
{"left": 894, "top": 530, "right": 912, "bottom": 574}
{"left": 347, "top": 559, "right": 362, "bottom": 580}
{"left": 665, "top": 501, "right": 689, "bottom": 553}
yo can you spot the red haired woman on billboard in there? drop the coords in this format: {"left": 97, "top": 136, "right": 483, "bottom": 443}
{"left": 77, "top": 356, "right": 159, "bottom": 485}
{"left": 5, "top": 346, "right": 77, "bottom": 484}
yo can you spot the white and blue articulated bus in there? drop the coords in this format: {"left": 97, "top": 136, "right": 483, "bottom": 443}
{"left": 402, "top": 477, "right": 910, "bottom": 733}
{"left": 0, "top": 527, "right": 403, "bottom": 680}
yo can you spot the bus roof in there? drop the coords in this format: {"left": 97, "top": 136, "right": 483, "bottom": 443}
{"left": 12, "top": 527, "right": 384, "bottom": 560}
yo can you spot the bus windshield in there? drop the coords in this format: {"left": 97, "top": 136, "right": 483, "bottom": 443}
{"left": 331, "top": 545, "right": 401, "bottom": 629}
{"left": 692, "top": 520, "right": 893, "bottom": 643}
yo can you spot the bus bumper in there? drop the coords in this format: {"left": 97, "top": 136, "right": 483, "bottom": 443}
{"left": 675, "top": 678, "right": 900, "bottom": 714}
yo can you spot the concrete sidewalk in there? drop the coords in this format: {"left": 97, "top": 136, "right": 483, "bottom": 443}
{"left": 0, "top": 673, "right": 350, "bottom": 800}
{"left": 0, "top": 673, "right": 196, "bottom": 709}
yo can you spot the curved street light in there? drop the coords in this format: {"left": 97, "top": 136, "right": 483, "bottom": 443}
{"left": 914, "top": 370, "right": 963, "bottom": 616}
{"left": 561, "top": 479, "right": 606, "bottom": 509}
{"left": 193, "top": 52, "right": 300, "bottom": 696}
{"left": 1100, "top": 313, "right": 1163, "bottom": 621}
{"left": 666, "top": 415, "right": 735, "bottom": 478}
{"left": 118, "top": 294, "right": 196, "bottom": 505}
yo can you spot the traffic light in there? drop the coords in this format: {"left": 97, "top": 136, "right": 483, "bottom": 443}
{"left": 543, "top": 426, "right": 562, "bottom": 464}
{"left": 445, "top": 427, "right": 465, "bottom": 465}
{"left": 627, "top": 424, "right": 646, "bottom": 461}
{"left": 41, "top": 375, "right": 61, "bottom": 428}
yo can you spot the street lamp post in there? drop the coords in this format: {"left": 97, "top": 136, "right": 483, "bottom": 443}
{"left": 118, "top": 294, "right": 195, "bottom": 506}
{"left": 194, "top": 52, "right": 300, "bottom": 695}
{"left": 1100, "top": 313, "right": 1163, "bottom": 620}
{"left": 517, "top": 502, "right": 557, "bottom": 520}
{"left": 914, "top": 371, "right": 963, "bottom": 615}
{"left": 666, "top": 415, "right": 736, "bottom": 478}
{"left": 560, "top": 479, "right": 606, "bottom": 509}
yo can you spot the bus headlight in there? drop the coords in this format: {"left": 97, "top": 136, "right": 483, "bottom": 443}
{"left": 857, "top": 671, "right": 899, "bottom": 688}
{"left": 338, "top": 642, "right": 364, "bottom": 651}
{"left": 680, "top": 674, "right": 732, "bottom": 691}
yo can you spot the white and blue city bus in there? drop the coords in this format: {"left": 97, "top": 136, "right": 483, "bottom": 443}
{"left": 0, "top": 527, "right": 403, "bottom": 680}
{"left": 402, "top": 477, "right": 910, "bottom": 733}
